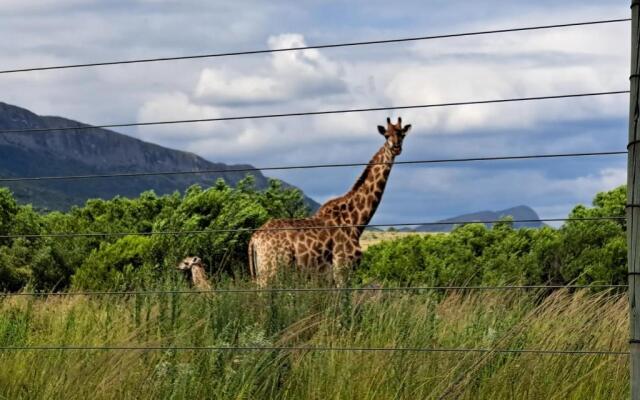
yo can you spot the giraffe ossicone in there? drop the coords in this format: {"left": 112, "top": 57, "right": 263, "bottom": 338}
{"left": 248, "top": 117, "right": 412, "bottom": 287}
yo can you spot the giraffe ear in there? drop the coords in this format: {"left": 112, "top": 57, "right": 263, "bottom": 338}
{"left": 378, "top": 125, "right": 386, "bottom": 135}
{"left": 403, "top": 124, "right": 412, "bottom": 134}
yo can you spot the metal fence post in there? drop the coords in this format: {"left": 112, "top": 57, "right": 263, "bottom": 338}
{"left": 629, "top": 1, "right": 640, "bottom": 399}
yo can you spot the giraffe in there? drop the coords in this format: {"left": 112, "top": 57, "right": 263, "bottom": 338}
{"left": 248, "top": 117, "right": 412, "bottom": 287}
{"left": 177, "top": 256, "right": 212, "bottom": 290}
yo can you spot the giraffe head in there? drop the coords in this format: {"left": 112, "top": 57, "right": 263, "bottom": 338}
{"left": 177, "top": 256, "right": 205, "bottom": 272}
{"left": 377, "top": 117, "right": 411, "bottom": 156}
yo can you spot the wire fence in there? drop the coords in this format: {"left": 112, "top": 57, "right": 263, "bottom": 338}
{"left": 0, "top": 150, "right": 627, "bottom": 183}
{"left": 0, "top": 18, "right": 628, "bottom": 74}
{"left": 0, "top": 14, "right": 631, "bottom": 360}
{"left": 0, "top": 216, "right": 625, "bottom": 239}
{"left": 0, "top": 284, "right": 626, "bottom": 297}
{"left": 0, "top": 345, "right": 628, "bottom": 356}
{"left": 0, "top": 90, "right": 628, "bottom": 134}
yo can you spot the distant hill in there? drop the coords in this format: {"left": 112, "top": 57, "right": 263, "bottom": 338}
{"left": 414, "top": 205, "right": 544, "bottom": 232}
{"left": 0, "top": 102, "right": 319, "bottom": 211}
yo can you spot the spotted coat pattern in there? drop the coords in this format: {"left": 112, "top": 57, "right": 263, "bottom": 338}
{"left": 248, "top": 118, "right": 412, "bottom": 286}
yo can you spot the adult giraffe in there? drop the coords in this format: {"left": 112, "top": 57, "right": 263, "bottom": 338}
{"left": 248, "top": 117, "right": 411, "bottom": 286}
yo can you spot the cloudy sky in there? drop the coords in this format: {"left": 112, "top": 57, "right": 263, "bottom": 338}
{"left": 0, "top": 0, "right": 631, "bottom": 225}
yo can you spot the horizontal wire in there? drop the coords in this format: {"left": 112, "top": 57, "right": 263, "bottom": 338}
{"left": 0, "top": 90, "right": 629, "bottom": 134}
{"left": 0, "top": 18, "right": 629, "bottom": 362}
{"left": 0, "top": 345, "right": 627, "bottom": 356}
{"left": 0, "top": 151, "right": 627, "bottom": 183}
{"left": 0, "top": 284, "right": 626, "bottom": 297}
{"left": 0, "top": 217, "right": 625, "bottom": 239}
{"left": 0, "top": 18, "right": 629, "bottom": 74}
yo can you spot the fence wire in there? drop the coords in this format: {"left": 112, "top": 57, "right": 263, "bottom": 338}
{"left": 0, "top": 91, "right": 628, "bottom": 134}
{"left": 0, "top": 284, "right": 626, "bottom": 297}
{"left": 0, "top": 18, "right": 628, "bottom": 74}
{"left": 0, "top": 216, "right": 625, "bottom": 240}
{"left": 0, "top": 16, "right": 632, "bottom": 361}
{"left": 0, "top": 345, "right": 628, "bottom": 356}
{"left": 0, "top": 150, "right": 626, "bottom": 183}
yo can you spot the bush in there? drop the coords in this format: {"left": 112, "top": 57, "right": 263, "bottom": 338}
{"left": 0, "top": 176, "right": 310, "bottom": 291}
{"left": 72, "top": 236, "right": 155, "bottom": 290}
{"left": 359, "top": 186, "right": 627, "bottom": 287}
{"left": 0, "top": 181, "right": 628, "bottom": 291}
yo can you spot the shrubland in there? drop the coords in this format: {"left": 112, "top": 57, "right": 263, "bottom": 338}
{"left": 358, "top": 186, "right": 626, "bottom": 288}
{"left": 0, "top": 180, "right": 627, "bottom": 291}
{"left": 0, "top": 181, "right": 631, "bottom": 398}
{"left": 0, "top": 176, "right": 308, "bottom": 291}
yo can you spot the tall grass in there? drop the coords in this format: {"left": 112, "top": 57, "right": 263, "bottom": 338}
{"left": 0, "top": 284, "right": 629, "bottom": 399}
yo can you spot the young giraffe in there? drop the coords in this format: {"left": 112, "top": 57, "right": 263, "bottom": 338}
{"left": 176, "top": 256, "right": 212, "bottom": 290}
{"left": 248, "top": 117, "right": 411, "bottom": 287}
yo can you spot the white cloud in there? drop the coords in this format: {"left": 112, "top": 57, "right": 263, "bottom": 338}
{"left": 310, "top": 112, "right": 373, "bottom": 138}
{"left": 399, "top": 166, "right": 626, "bottom": 205}
{"left": 138, "top": 33, "right": 367, "bottom": 162}
{"left": 194, "top": 69, "right": 284, "bottom": 104}
{"left": 384, "top": 63, "right": 625, "bottom": 133}
{"left": 194, "top": 33, "right": 347, "bottom": 105}
{"left": 379, "top": 11, "right": 629, "bottom": 134}
{"left": 137, "top": 92, "right": 220, "bottom": 140}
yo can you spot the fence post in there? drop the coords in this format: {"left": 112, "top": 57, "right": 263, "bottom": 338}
{"left": 629, "top": 1, "right": 640, "bottom": 399}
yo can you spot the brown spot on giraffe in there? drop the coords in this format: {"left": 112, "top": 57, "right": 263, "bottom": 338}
{"left": 248, "top": 117, "right": 412, "bottom": 287}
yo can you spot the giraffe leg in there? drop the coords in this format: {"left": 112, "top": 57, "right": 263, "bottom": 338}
{"left": 332, "top": 240, "right": 362, "bottom": 287}
{"left": 261, "top": 246, "right": 295, "bottom": 287}
{"left": 254, "top": 240, "right": 282, "bottom": 288}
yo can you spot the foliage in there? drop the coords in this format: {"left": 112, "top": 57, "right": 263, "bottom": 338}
{"left": 72, "top": 236, "right": 155, "bottom": 290}
{"left": 358, "top": 186, "right": 627, "bottom": 287}
{"left": 0, "top": 181, "right": 629, "bottom": 291}
{"left": 0, "top": 184, "right": 632, "bottom": 398}
{"left": 0, "top": 177, "right": 309, "bottom": 291}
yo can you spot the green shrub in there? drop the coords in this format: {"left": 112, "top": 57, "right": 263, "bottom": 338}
{"left": 0, "top": 176, "right": 310, "bottom": 291}
{"left": 359, "top": 186, "right": 627, "bottom": 287}
{"left": 72, "top": 235, "right": 155, "bottom": 290}
{"left": 0, "top": 181, "right": 628, "bottom": 291}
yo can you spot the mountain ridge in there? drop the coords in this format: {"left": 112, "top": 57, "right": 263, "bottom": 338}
{"left": 414, "top": 205, "right": 544, "bottom": 232}
{"left": 0, "top": 102, "right": 319, "bottom": 211}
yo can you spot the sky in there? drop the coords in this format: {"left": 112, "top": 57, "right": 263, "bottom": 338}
{"left": 0, "top": 0, "right": 632, "bottom": 225}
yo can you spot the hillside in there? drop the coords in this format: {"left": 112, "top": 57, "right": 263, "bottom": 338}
{"left": 0, "top": 102, "right": 318, "bottom": 211}
{"left": 414, "top": 205, "right": 544, "bottom": 232}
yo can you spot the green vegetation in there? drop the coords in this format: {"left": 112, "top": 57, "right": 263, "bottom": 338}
{"left": 0, "top": 176, "right": 309, "bottom": 292}
{"left": 0, "top": 287, "right": 627, "bottom": 399}
{"left": 0, "top": 182, "right": 631, "bottom": 398}
{"left": 359, "top": 186, "right": 626, "bottom": 287}
{"left": 0, "top": 179, "right": 628, "bottom": 292}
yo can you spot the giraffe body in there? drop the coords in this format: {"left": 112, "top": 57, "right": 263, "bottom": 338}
{"left": 248, "top": 118, "right": 411, "bottom": 286}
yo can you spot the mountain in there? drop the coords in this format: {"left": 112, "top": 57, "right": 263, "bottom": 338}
{"left": 414, "top": 205, "right": 544, "bottom": 232}
{"left": 0, "top": 102, "right": 319, "bottom": 211}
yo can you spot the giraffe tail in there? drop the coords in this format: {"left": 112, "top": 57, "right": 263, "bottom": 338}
{"left": 248, "top": 238, "right": 257, "bottom": 280}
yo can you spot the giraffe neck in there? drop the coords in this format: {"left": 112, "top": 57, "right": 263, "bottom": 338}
{"left": 190, "top": 265, "right": 211, "bottom": 289}
{"left": 348, "top": 142, "right": 395, "bottom": 226}
{"left": 314, "top": 141, "right": 395, "bottom": 233}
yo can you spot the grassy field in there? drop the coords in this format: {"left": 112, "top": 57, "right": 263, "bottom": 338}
{"left": 0, "top": 283, "right": 628, "bottom": 399}
{"left": 360, "top": 230, "right": 435, "bottom": 250}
